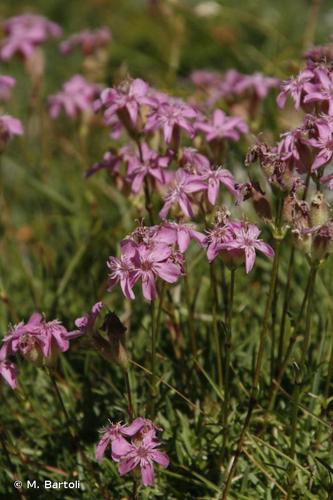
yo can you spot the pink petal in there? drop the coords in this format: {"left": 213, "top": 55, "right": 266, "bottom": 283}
{"left": 151, "top": 450, "right": 169, "bottom": 468}
{"left": 112, "top": 436, "right": 133, "bottom": 457}
{"left": 255, "top": 241, "right": 274, "bottom": 259}
{"left": 141, "top": 462, "right": 155, "bottom": 486}
{"left": 119, "top": 457, "right": 138, "bottom": 476}
{"left": 245, "top": 246, "right": 256, "bottom": 273}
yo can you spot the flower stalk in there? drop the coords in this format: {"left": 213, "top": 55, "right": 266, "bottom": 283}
{"left": 287, "top": 264, "right": 318, "bottom": 499}
{"left": 222, "top": 238, "right": 281, "bottom": 499}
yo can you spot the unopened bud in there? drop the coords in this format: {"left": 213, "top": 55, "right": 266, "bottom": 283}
{"left": 101, "top": 312, "right": 128, "bottom": 368}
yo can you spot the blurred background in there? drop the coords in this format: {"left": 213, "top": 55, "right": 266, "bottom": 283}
{"left": 1, "top": 0, "right": 333, "bottom": 85}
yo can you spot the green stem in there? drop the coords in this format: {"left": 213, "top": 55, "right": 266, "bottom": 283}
{"left": 184, "top": 269, "right": 197, "bottom": 357}
{"left": 221, "top": 262, "right": 229, "bottom": 318}
{"left": 48, "top": 369, "right": 73, "bottom": 431}
{"left": 303, "top": 0, "right": 321, "bottom": 49}
{"left": 287, "top": 265, "right": 318, "bottom": 498}
{"left": 221, "top": 239, "right": 281, "bottom": 500}
{"left": 276, "top": 246, "right": 295, "bottom": 372}
{"left": 132, "top": 477, "right": 138, "bottom": 499}
{"left": 222, "top": 268, "right": 236, "bottom": 457}
{"left": 210, "top": 262, "right": 223, "bottom": 389}
{"left": 125, "top": 370, "right": 134, "bottom": 419}
{"left": 150, "top": 301, "right": 157, "bottom": 418}
{"left": 156, "top": 281, "right": 166, "bottom": 344}
{"left": 266, "top": 266, "right": 312, "bottom": 415}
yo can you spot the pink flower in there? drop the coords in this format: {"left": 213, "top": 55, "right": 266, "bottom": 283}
{"left": 234, "top": 72, "right": 279, "bottom": 99}
{"left": 86, "top": 150, "right": 122, "bottom": 177}
{"left": 115, "top": 430, "right": 169, "bottom": 486}
{"left": 0, "top": 351, "right": 17, "bottom": 389}
{"left": 0, "top": 114, "right": 24, "bottom": 142}
{"left": 277, "top": 69, "right": 314, "bottom": 109}
{"left": 97, "top": 79, "right": 150, "bottom": 126}
{"left": 96, "top": 417, "right": 161, "bottom": 462}
{"left": 303, "top": 68, "right": 333, "bottom": 115}
{"left": 107, "top": 225, "right": 185, "bottom": 300}
{"left": 107, "top": 240, "right": 138, "bottom": 300}
{"left": 0, "top": 313, "right": 78, "bottom": 363}
{"left": 205, "top": 220, "right": 242, "bottom": 262}
{"left": 0, "top": 14, "right": 62, "bottom": 61}
{"left": 157, "top": 221, "right": 205, "bottom": 252}
{"left": 180, "top": 147, "right": 210, "bottom": 172}
{"left": 195, "top": 109, "right": 248, "bottom": 142}
{"left": 60, "top": 27, "right": 111, "bottom": 56}
{"left": 159, "top": 169, "right": 207, "bottom": 219}
{"left": 125, "top": 143, "right": 171, "bottom": 193}
{"left": 199, "top": 165, "right": 238, "bottom": 204}
{"left": 145, "top": 98, "right": 197, "bottom": 143}
{"left": 306, "top": 115, "right": 333, "bottom": 170}
{"left": 48, "top": 75, "right": 101, "bottom": 119}
{"left": 0, "top": 75, "right": 16, "bottom": 101}
{"left": 191, "top": 69, "right": 223, "bottom": 89}
{"left": 132, "top": 242, "right": 182, "bottom": 300}
{"left": 96, "top": 422, "right": 130, "bottom": 462}
{"left": 223, "top": 223, "right": 274, "bottom": 273}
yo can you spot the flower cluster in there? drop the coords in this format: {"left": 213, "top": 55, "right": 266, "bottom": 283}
{"left": 59, "top": 27, "right": 111, "bottom": 56}
{"left": 96, "top": 417, "right": 169, "bottom": 486}
{"left": 0, "top": 14, "right": 62, "bottom": 61}
{"left": 277, "top": 66, "right": 333, "bottom": 114}
{"left": 192, "top": 68, "right": 279, "bottom": 101}
{"left": 205, "top": 211, "right": 274, "bottom": 273}
{"left": 107, "top": 222, "right": 197, "bottom": 300}
{"left": 191, "top": 68, "right": 279, "bottom": 116}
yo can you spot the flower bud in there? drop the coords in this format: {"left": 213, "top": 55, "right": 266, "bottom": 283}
{"left": 310, "top": 192, "right": 330, "bottom": 227}
{"left": 101, "top": 312, "right": 128, "bottom": 369}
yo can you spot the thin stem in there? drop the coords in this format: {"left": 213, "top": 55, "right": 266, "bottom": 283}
{"left": 135, "top": 139, "right": 154, "bottom": 225}
{"left": 125, "top": 370, "right": 134, "bottom": 419}
{"left": 48, "top": 369, "right": 72, "bottom": 431}
{"left": 156, "top": 281, "right": 166, "bottom": 344}
{"left": 132, "top": 477, "right": 138, "bottom": 499}
{"left": 221, "top": 239, "right": 281, "bottom": 500}
{"left": 276, "top": 246, "right": 295, "bottom": 371}
{"left": 287, "top": 265, "right": 318, "bottom": 499}
{"left": 184, "top": 268, "right": 197, "bottom": 357}
{"left": 265, "top": 265, "right": 313, "bottom": 417}
{"left": 303, "top": 0, "right": 321, "bottom": 49}
{"left": 144, "top": 177, "right": 154, "bottom": 225}
{"left": 150, "top": 301, "right": 157, "bottom": 418}
{"left": 210, "top": 262, "right": 223, "bottom": 389}
{"left": 221, "top": 262, "right": 229, "bottom": 319}
{"left": 222, "top": 268, "right": 236, "bottom": 456}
